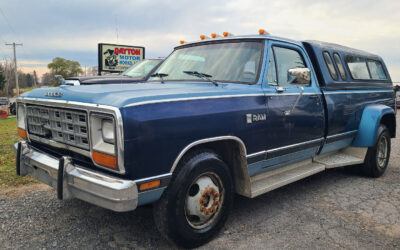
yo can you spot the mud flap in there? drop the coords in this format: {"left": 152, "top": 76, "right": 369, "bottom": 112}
{"left": 57, "top": 157, "right": 65, "bottom": 200}
{"left": 16, "top": 142, "right": 21, "bottom": 176}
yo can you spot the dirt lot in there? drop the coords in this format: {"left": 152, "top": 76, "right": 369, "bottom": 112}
{"left": 1, "top": 116, "right": 399, "bottom": 249}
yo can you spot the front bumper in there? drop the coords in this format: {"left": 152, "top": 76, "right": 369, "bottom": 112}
{"left": 14, "top": 141, "right": 138, "bottom": 212}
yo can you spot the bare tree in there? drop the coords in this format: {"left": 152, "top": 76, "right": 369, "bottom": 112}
{"left": 41, "top": 72, "right": 55, "bottom": 86}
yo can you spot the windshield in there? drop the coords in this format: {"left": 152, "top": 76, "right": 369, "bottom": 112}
{"left": 121, "top": 59, "right": 161, "bottom": 77}
{"left": 149, "top": 41, "right": 263, "bottom": 84}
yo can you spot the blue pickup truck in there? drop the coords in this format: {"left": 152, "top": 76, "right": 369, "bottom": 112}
{"left": 14, "top": 31, "right": 396, "bottom": 247}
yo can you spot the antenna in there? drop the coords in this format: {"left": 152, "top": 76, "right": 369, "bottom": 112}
{"left": 115, "top": 15, "right": 119, "bottom": 44}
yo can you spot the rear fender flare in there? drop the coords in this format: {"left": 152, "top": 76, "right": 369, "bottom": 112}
{"left": 352, "top": 104, "right": 394, "bottom": 147}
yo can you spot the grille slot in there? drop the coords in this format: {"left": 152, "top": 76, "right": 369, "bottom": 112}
{"left": 26, "top": 105, "right": 89, "bottom": 150}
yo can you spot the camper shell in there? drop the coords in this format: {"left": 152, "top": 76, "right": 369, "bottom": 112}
{"left": 303, "top": 40, "right": 392, "bottom": 90}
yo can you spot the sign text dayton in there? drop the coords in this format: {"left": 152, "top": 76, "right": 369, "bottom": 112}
{"left": 98, "top": 43, "right": 145, "bottom": 74}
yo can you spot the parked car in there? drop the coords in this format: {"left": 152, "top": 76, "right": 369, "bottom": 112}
{"left": 65, "top": 58, "right": 163, "bottom": 85}
{"left": 14, "top": 31, "right": 396, "bottom": 248}
{"left": 0, "top": 97, "right": 9, "bottom": 105}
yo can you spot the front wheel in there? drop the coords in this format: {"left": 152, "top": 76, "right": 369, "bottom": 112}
{"left": 361, "top": 124, "right": 391, "bottom": 177}
{"left": 153, "top": 151, "right": 234, "bottom": 248}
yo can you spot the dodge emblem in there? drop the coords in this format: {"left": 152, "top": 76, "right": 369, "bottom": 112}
{"left": 45, "top": 92, "right": 63, "bottom": 97}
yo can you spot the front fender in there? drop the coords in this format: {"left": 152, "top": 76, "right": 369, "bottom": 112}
{"left": 352, "top": 104, "right": 395, "bottom": 147}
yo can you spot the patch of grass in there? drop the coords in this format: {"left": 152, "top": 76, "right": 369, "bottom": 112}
{"left": 0, "top": 117, "right": 37, "bottom": 188}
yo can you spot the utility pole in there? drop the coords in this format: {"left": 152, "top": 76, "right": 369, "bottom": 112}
{"left": 33, "top": 71, "right": 37, "bottom": 87}
{"left": 5, "top": 42, "right": 23, "bottom": 96}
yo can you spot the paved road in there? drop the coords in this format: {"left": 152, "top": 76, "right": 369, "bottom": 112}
{"left": 1, "top": 117, "right": 399, "bottom": 249}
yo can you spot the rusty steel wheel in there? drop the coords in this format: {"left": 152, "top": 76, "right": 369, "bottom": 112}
{"left": 376, "top": 134, "right": 388, "bottom": 168}
{"left": 153, "top": 150, "right": 233, "bottom": 248}
{"left": 362, "top": 124, "right": 391, "bottom": 178}
{"left": 184, "top": 172, "right": 224, "bottom": 229}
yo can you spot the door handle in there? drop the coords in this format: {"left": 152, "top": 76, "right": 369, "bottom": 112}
{"left": 275, "top": 87, "right": 286, "bottom": 93}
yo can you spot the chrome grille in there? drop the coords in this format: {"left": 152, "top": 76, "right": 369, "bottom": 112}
{"left": 26, "top": 105, "right": 89, "bottom": 150}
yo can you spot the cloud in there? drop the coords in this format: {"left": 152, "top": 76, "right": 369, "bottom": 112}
{"left": 0, "top": 0, "right": 399, "bottom": 81}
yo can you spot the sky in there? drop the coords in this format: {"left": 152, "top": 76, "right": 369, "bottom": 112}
{"left": 0, "top": 0, "right": 399, "bottom": 83}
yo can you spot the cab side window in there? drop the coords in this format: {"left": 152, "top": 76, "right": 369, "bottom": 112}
{"left": 272, "top": 46, "right": 308, "bottom": 87}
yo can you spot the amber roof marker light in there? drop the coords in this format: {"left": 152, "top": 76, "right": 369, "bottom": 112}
{"left": 222, "top": 32, "right": 234, "bottom": 37}
{"left": 179, "top": 40, "right": 186, "bottom": 44}
{"left": 211, "top": 33, "right": 221, "bottom": 38}
{"left": 258, "top": 29, "right": 271, "bottom": 35}
{"left": 200, "top": 35, "right": 210, "bottom": 40}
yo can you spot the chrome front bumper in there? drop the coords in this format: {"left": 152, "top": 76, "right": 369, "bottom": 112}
{"left": 14, "top": 141, "right": 138, "bottom": 212}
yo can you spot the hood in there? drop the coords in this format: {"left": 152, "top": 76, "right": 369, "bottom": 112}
{"left": 20, "top": 81, "right": 260, "bottom": 108}
{"left": 66, "top": 75, "right": 144, "bottom": 85}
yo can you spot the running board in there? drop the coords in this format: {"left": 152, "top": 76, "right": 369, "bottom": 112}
{"left": 313, "top": 147, "right": 366, "bottom": 169}
{"left": 250, "top": 160, "right": 325, "bottom": 198}
{"left": 249, "top": 147, "right": 367, "bottom": 198}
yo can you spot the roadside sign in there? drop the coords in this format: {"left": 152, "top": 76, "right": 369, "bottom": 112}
{"left": 98, "top": 43, "right": 145, "bottom": 74}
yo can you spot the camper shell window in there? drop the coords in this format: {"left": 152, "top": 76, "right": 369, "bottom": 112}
{"left": 333, "top": 53, "right": 347, "bottom": 80}
{"left": 367, "top": 60, "right": 387, "bottom": 80}
{"left": 345, "top": 56, "right": 387, "bottom": 81}
{"left": 323, "top": 51, "right": 338, "bottom": 80}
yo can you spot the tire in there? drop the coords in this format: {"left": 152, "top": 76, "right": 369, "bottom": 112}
{"left": 153, "top": 150, "right": 234, "bottom": 248}
{"left": 361, "top": 124, "right": 391, "bottom": 178}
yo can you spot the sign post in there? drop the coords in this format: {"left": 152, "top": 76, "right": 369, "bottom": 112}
{"left": 98, "top": 43, "right": 145, "bottom": 75}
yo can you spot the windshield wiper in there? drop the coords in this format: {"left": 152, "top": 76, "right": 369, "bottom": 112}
{"left": 151, "top": 73, "right": 168, "bottom": 83}
{"left": 183, "top": 71, "right": 218, "bottom": 86}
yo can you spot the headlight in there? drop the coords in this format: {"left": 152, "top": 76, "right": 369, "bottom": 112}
{"left": 17, "top": 103, "right": 26, "bottom": 129}
{"left": 17, "top": 103, "right": 27, "bottom": 139}
{"left": 90, "top": 113, "right": 117, "bottom": 169}
{"left": 102, "top": 119, "right": 115, "bottom": 144}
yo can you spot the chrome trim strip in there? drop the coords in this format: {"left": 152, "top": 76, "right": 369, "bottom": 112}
{"left": 134, "top": 173, "right": 172, "bottom": 183}
{"left": 326, "top": 130, "right": 358, "bottom": 144}
{"left": 323, "top": 90, "right": 393, "bottom": 95}
{"left": 268, "top": 93, "right": 319, "bottom": 96}
{"left": 247, "top": 150, "right": 267, "bottom": 158}
{"left": 247, "top": 138, "right": 324, "bottom": 159}
{"left": 326, "top": 130, "right": 358, "bottom": 140}
{"left": 17, "top": 97, "right": 125, "bottom": 174}
{"left": 123, "top": 93, "right": 320, "bottom": 108}
{"left": 124, "top": 94, "right": 265, "bottom": 108}
{"left": 266, "top": 138, "right": 324, "bottom": 154}
{"left": 169, "top": 136, "right": 247, "bottom": 173}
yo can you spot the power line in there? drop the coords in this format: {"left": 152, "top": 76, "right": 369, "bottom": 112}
{"left": 0, "top": 7, "right": 28, "bottom": 59}
{"left": 0, "top": 7, "right": 21, "bottom": 42}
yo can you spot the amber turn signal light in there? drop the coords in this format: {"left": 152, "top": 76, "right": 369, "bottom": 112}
{"left": 139, "top": 180, "right": 161, "bottom": 191}
{"left": 92, "top": 151, "right": 117, "bottom": 169}
{"left": 18, "top": 128, "right": 27, "bottom": 139}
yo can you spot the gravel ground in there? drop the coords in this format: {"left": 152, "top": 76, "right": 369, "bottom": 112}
{"left": 1, "top": 116, "right": 399, "bottom": 249}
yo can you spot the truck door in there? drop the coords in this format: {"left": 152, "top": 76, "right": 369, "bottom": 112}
{"left": 263, "top": 41, "right": 325, "bottom": 167}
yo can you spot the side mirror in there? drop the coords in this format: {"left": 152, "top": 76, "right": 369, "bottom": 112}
{"left": 288, "top": 68, "right": 311, "bottom": 85}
